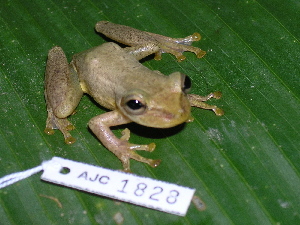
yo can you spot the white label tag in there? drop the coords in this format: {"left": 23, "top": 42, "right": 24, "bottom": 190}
{"left": 41, "top": 157, "right": 195, "bottom": 216}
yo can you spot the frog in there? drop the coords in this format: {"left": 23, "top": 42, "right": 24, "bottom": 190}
{"left": 44, "top": 21, "right": 224, "bottom": 172}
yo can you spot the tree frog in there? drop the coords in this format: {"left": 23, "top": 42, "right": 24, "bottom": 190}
{"left": 44, "top": 21, "right": 224, "bottom": 172}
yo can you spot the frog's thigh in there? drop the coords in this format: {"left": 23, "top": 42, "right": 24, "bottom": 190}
{"left": 95, "top": 21, "right": 157, "bottom": 46}
{"left": 45, "top": 46, "right": 83, "bottom": 118}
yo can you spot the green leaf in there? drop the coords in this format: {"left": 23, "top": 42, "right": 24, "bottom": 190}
{"left": 0, "top": 0, "right": 299, "bottom": 224}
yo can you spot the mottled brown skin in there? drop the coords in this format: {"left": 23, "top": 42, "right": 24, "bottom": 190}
{"left": 44, "top": 21, "right": 223, "bottom": 172}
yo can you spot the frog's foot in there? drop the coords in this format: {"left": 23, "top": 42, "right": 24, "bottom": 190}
{"left": 120, "top": 149, "right": 162, "bottom": 173}
{"left": 150, "top": 32, "right": 206, "bottom": 62}
{"left": 120, "top": 128, "right": 154, "bottom": 151}
{"left": 188, "top": 92, "right": 224, "bottom": 116}
{"left": 117, "top": 128, "right": 161, "bottom": 172}
{"left": 44, "top": 110, "right": 76, "bottom": 144}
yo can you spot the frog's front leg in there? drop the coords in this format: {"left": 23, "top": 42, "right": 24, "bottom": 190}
{"left": 188, "top": 92, "right": 224, "bottom": 116}
{"left": 44, "top": 46, "right": 83, "bottom": 144}
{"left": 89, "top": 111, "right": 161, "bottom": 172}
{"left": 95, "top": 21, "right": 206, "bottom": 62}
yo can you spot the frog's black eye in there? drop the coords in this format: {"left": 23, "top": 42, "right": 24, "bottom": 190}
{"left": 121, "top": 94, "right": 147, "bottom": 115}
{"left": 126, "top": 99, "right": 145, "bottom": 110}
{"left": 182, "top": 74, "right": 191, "bottom": 93}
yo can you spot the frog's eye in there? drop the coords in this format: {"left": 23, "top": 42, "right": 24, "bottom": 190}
{"left": 125, "top": 99, "right": 146, "bottom": 114}
{"left": 127, "top": 100, "right": 144, "bottom": 110}
{"left": 182, "top": 74, "right": 191, "bottom": 93}
{"left": 121, "top": 94, "right": 147, "bottom": 115}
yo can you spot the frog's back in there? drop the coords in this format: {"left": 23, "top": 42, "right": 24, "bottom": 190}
{"left": 72, "top": 42, "right": 167, "bottom": 110}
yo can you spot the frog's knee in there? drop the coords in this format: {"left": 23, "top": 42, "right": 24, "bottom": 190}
{"left": 52, "top": 103, "right": 76, "bottom": 118}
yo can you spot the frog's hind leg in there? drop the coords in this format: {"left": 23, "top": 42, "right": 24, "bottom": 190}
{"left": 44, "top": 108, "right": 76, "bottom": 144}
{"left": 124, "top": 44, "right": 161, "bottom": 61}
{"left": 95, "top": 21, "right": 206, "bottom": 62}
{"left": 148, "top": 32, "right": 206, "bottom": 62}
{"left": 44, "top": 46, "right": 83, "bottom": 144}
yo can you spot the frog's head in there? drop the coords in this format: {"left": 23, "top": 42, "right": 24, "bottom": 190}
{"left": 117, "top": 72, "right": 192, "bottom": 128}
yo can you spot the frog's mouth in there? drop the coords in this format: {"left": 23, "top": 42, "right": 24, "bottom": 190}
{"left": 127, "top": 106, "right": 191, "bottom": 129}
